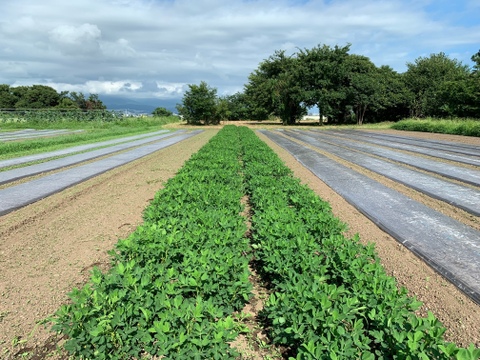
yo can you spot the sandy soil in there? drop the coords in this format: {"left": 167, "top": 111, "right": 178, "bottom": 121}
{"left": 0, "top": 123, "right": 479, "bottom": 359}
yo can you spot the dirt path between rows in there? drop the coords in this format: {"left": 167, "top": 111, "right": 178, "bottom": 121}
{"left": 0, "top": 123, "right": 479, "bottom": 359}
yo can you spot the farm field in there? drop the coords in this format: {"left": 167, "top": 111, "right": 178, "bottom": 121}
{"left": 0, "top": 123, "right": 479, "bottom": 358}
{"left": 260, "top": 128, "right": 480, "bottom": 303}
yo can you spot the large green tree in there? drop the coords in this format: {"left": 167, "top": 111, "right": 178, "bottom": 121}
{"left": 343, "top": 54, "right": 381, "bottom": 125}
{"left": 13, "top": 85, "right": 60, "bottom": 109}
{"left": 222, "top": 92, "right": 250, "bottom": 120}
{"left": 404, "top": 52, "right": 470, "bottom": 117}
{"left": 296, "top": 44, "right": 351, "bottom": 122}
{"left": 244, "top": 50, "right": 306, "bottom": 125}
{"left": 0, "top": 85, "right": 17, "bottom": 109}
{"left": 176, "top": 81, "right": 220, "bottom": 125}
{"left": 367, "top": 66, "right": 410, "bottom": 122}
{"left": 436, "top": 51, "right": 480, "bottom": 118}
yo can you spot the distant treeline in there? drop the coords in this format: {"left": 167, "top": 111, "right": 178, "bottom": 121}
{"left": 0, "top": 84, "right": 106, "bottom": 111}
{"left": 225, "top": 44, "right": 480, "bottom": 125}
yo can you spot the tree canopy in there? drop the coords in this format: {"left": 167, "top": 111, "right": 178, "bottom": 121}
{"left": 242, "top": 45, "right": 480, "bottom": 124}
{"left": 244, "top": 50, "right": 306, "bottom": 125}
{"left": 0, "top": 84, "right": 106, "bottom": 111}
{"left": 176, "top": 81, "right": 221, "bottom": 125}
{"left": 152, "top": 107, "right": 173, "bottom": 117}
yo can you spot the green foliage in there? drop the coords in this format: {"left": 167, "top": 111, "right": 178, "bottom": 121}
{"left": 152, "top": 107, "right": 173, "bottom": 117}
{"left": 368, "top": 66, "right": 410, "bottom": 122}
{"left": 68, "top": 92, "right": 107, "bottom": 110}
{"left": 244, "top": 50, "right": 306, "bottom": 125}
{"left": 344, "top": 54, "right": 381, "bottom": 125}
{"left": 0, "top": 84, "right": 107, "bottom": 111}
{"left": 176, "top": 81, "right": 220, "bottom": 125}
{"left": 404, "top": 52, "right": 471, "bottom": 118}
{"left": 391, "top": 118, "right": 480, "bottom": 137}
{"left": 238, "top": 126, "right": 477, "bottom": 359}
{"left": 50, "top": 126, "right": 252, "bottom": 358}
{"left": 49, "top": 125, "right": 479, "bottom": 358}
{"left": 244, "top": 45, "right": 480, "bottom": 123}
{"left": 11, "top": 85, "right": 61, "bottom": 109}
{"left": 221, "top": 92, "right": 250, "bottom": 120}
{"left": 296, "top": 43, "right": 351, "bottom": 122}
{"left": 437, "top": 77, "right": 480, "bottom": 118}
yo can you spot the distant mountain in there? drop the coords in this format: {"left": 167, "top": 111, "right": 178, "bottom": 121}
{"left": 100, "top": 95, "right": 180, "bottom": 114}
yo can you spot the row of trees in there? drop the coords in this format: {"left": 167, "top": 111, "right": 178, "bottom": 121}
{"left": 0, "top": 84, "right": 106, "bottom": 111}
{"left": 177, "top": 45, "right": 480, "bottom": 125}
{"left": 243, "top": 45, "right": 480, "bottom": 125}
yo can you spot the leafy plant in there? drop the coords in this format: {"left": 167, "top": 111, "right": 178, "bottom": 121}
{"left": 50, "top": 125, "right": 479, "bottom": 359}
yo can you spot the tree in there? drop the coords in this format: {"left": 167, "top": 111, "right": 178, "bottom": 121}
{"left": 222, "top": 92, "right": 250, "bottom": 120}
{"left": 86, "top": 94, "right": 106, "bottom": 110}
{"left": 435, "top": 53, "right": 480, "bottom": 119}
{"left": 367, "top": 66, "right": 410, "bottom": 122}
{"left": 152, "top": 107, "right": 173, "bottom": 117}
{"left": 68, "top": 92, "right": 87, "bottom": 110}
{"left": 343, "top": 54, "right": 381, "bottom": 125}
{"left": 244, "top": 50, "right": 306, "bottom": 125}
{"left": 471, "top": 50, "right": 480, "bottom": 74}
{"left": 437, "top": 78, "right": 479, "bottom": 117}
{"left": 68, "top": 92, "right": 106, "bottom": 110}
{"left": 176, "top": 81, "right": 219, "bottom": 125}
{"left": 13, "top": 85, "right": 60, "bottom": 109}
{"left": 215, "top": 97, "right": 231, "bottom": 122}
{"left": 296, "top": 44, "right": 351, "bottom": 123}
{"left": 0, "top": 85, "right": 17, "bottom": 109}
{"left": 404, "top": 52, "right": 470, "bottom": 117}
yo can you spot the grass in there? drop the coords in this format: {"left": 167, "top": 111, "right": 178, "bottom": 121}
{"left": 0, "top": 116, "right": 182, "bottom": 160}
{"left": 391, "top": 118, "right": 480, "bottom": 137}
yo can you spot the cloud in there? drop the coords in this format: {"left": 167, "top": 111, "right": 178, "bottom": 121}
{"left": 41, "top": 80, "right": 143, "bottom": 95}
{"left": 101, "top": 38, "right": 138, "bottom": 59}
{"left": 154, "top": 81, "right": 188, "bottom": 99}
{"left": 49, "top": 23, "right": 102, "bottom": 56}
{"left": 0, "top": 0, "right": 479, "bottom": 102}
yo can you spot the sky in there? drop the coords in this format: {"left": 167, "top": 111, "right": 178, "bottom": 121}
{"left": 1, "top": 0, "right": 479, "bottom": 104}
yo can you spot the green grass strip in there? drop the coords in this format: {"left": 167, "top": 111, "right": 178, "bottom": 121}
{"left": 391, "top": 118, "right": 480, "bottom": 137}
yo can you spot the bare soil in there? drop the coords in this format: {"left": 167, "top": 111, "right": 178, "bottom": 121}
{"left": 0, "top": 123, "right": 479, "bottom": 359}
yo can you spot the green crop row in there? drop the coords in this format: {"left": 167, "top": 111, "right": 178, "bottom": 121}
{"left": 238, "top": 126, "right": 479, "bottom": 359}
{"left": 51, "top": 125, "right": 478, "bottom": 359}
{"left": 51, "top": 126, "right": 252, "bottom": 359}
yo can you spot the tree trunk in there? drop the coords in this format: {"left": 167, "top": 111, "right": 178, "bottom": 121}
{"left": 356, "top": 105, "right": 367, "bottom": 125}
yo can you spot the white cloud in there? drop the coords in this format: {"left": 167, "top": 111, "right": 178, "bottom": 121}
{"left": 43, "top": 80, "right": 143, "bottom": 95}
{"left": 0, "top": 0, "right": 478, "bottom": 100}
{"left": 49, "top": 23, "right": 102, "bottom": 56}
{"left": 153, "top": 82, "right": 188, "bottom": 98}
{"left": 101, "top": 38, "right": 138, "bottom": 59}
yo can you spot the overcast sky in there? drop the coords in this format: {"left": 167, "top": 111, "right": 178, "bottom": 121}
{"left": 1, "top": 0, "right": 479, "bottom": 101}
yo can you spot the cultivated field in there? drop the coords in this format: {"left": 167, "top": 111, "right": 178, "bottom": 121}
{"left": 0, "top": 122, "right": 479, "bottom": 358}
